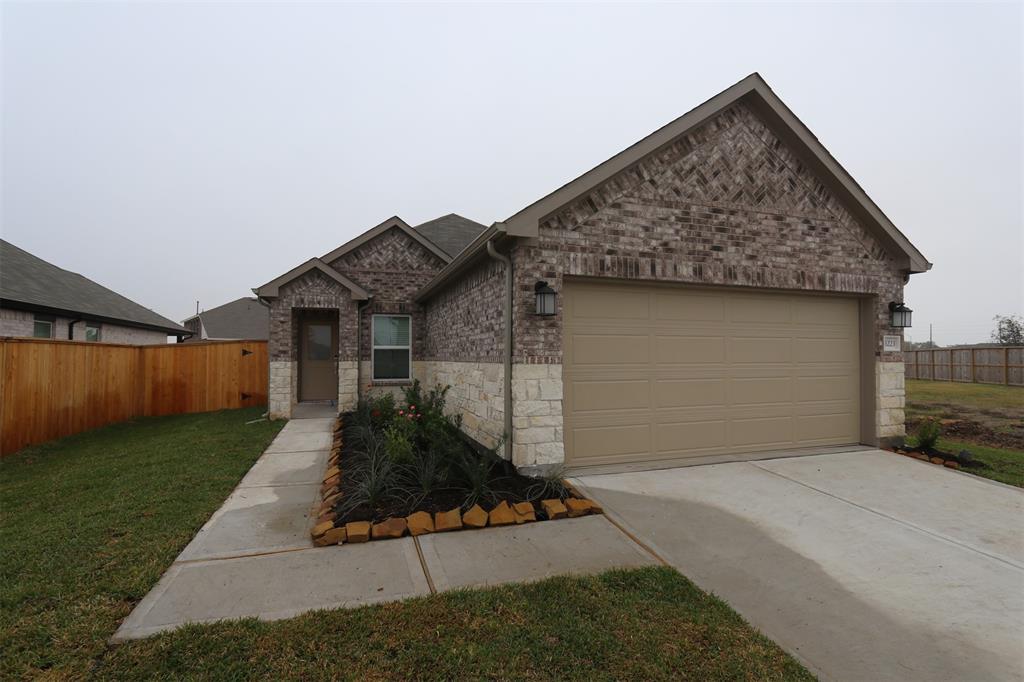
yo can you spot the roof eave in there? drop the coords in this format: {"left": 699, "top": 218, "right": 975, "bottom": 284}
{"left": 0, "top": 298, "right": 188, "bottom": 335}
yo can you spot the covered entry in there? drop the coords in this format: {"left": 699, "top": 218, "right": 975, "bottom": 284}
{"left": 562, "top": 280, "right": 863, "bottom": 468}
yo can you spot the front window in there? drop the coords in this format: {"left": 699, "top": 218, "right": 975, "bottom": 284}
{"left": 372, "top": 315, "right": 411, "bottom": 381}
{"left": 85, "top": 323, "right": 101, "bottom": 342}
{"left": 33, "top": 316, "right": 53, "bottom": 339}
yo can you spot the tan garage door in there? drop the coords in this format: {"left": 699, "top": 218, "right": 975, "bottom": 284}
{"left": 563, "top": 281, "right": 861, "bottom": 468}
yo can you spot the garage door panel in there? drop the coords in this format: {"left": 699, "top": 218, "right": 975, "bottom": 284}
{"left": 570, "top": 334, "right": 649, "bottom": 364}
{"left": 655, "top": 420, "right": 727, "bottom": 451}
{"left": 728, "top": 377, "right": 794, "bottom": 405}
{"left": 730, "top": 416, "right": 794, "bottom": 446}
{"left": 730, "top": 296, "right": 793, "bottom": 324}
{"left": 795, "top": 375, "right": 856, "bottom": 402}
{"left": 796, "top": 413, "right": 859, "bottom": 442}
{"left": 572, "top": 424, "right": 650, "bottom": 459}
{"left": 654, "top": 292, "right": 725, "bottom": 322}
{"left": 571, "top": 288, "right": 650, "bottom": 320}
{"left": 654, "top": 336, "right": 725, "bottom": 364}
{"left": 654, "top": 379, "right": 726, "bottom": 408}
{"left": 728, "top": 337, "right": 791, "bottom": 363}
{"left": 795, "top": 337, "right": 857, "bottom": 363}
{"left": 571, "top": 380, "right": 649, "bottom": 412}
{"left": 564, "top": 281, "right": 861, "bottom": 467}
{"left": 794, "top": 297, "right": 857, "bottom": 325}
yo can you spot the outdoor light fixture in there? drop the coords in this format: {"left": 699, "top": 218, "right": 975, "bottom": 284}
{"left": 889, "top": 301, "right": 913, "bottom": 328}
{"left": 535, "top": 281, "right": 557, "bottom": 316}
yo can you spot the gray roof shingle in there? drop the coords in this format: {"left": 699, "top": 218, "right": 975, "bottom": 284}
{"left": 185, "top": 297, "right": 268, "bottom": 340}
{"left": 0, "top": 239, "right": 186, "bottom": 333}
{"left": 414, "top": 214, "right": 488, "bottom": 257}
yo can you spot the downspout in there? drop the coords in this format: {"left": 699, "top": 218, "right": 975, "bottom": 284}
{"left": 486, "top": 240, "right": 513, "bottom": 460}
{"left": 67, "top": 318, "right": 82, "bottom": 340}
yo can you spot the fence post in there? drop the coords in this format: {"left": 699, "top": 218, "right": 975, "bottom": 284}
{"left": 1006, "top": 348, "right": 1010, "bottom": 385}
{"left": 970, "top": 348, "right": 976, "bottom": 383}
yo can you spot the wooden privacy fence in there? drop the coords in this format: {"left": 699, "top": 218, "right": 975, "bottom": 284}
{"left": 904, "top": 346, "right": 1023, "bottom": 386}
{"left": 0, "top": 338, "right": 268, "bottom": 455}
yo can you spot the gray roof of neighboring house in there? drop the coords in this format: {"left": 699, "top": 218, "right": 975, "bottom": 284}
{"left": 413, "top": 214, "right": 489, "bottom": 257}
{"left": 0, "top": 239, "right": 187, "bottom": 334}
{"left": 184, "top": 297, "right": 269, "bottom": 340}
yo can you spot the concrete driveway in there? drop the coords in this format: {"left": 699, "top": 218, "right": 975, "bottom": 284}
{"left": 572, "top": 449, "right": 1024, "bottom": 682}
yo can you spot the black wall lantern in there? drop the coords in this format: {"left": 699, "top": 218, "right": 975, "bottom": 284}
{"left": 889, "top": 301, "right": 913, "bottom": 328}
{"left": 535, "top": 281, "right": 557, "bottom": 316}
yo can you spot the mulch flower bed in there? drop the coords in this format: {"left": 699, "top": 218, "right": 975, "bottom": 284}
{"left": 310, "top": 382, "right": 600, "bottom": 547}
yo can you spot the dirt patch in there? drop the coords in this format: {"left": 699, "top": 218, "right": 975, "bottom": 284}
{"left": 906, "top": 416, "right": 1024, "bottom": 451}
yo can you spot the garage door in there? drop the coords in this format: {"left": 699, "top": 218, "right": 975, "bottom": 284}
{"left": 563, "top": 281, "right": 861, "bottom": 467}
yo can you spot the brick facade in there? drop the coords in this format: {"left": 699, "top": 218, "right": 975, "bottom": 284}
{"left": 265, "top": 227, "right": 448, "bottom": 418}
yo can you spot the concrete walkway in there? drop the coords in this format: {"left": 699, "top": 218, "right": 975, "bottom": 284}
{"left": 113, "top": 416, "right": 654, "bottom": 640}
{"left": 572, "top": 449, "right": 1024, "bottom": 682}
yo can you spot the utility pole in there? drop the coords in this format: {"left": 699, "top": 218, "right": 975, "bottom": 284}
{"left": 929, "top": 323, "right": 933, "bottom": 346}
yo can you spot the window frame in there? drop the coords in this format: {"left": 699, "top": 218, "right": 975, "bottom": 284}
{"left": 85, "top": 323, "right": 101, "bottom": 342}
{"left": 32, "top": 315, "right": 54, "bottom": 339}
{"left": 371, "top": 314, "right": 412, "bottom": 382}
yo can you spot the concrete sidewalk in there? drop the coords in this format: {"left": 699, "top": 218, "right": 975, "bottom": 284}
{"left": 113, "top": 416, "right": 654, "bottom": 640}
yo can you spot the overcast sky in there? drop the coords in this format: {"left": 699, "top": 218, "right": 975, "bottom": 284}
{"left": 2, "top": 1, "right": 1021, "bottom": 345}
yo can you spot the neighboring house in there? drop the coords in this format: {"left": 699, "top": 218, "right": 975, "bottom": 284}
{"left": 182, "top": 297, "right": 269, "bottom": 341}
{"left": 254, "top": 74, "right": 930, "bottom": 474}
{"left": 0, "top": 239, "right": 187, "bottom": 344}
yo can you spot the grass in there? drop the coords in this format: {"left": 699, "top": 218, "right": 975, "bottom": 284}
{"left": 905, "top": 379, "right": 1023, "bottom": 487}
{"left": 0, "top": 408, "right": 285, "bottom": 679}
{"left": 96, "top": 566, "right": 813, "bottom": 681}
{"left": 905, "top": 379, "right": 1023, "bottom": 435}
{"left": 936, "top": 438, "right": 1024, "bottom": 488}
{"left": 0, "top": 407, "right": 812, "bottom": 680}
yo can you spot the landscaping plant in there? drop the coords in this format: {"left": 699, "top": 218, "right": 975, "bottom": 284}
{"left": 337, "top": 380, "right": 576, "bottom": 523}
{"left": 914, "top": 418, "right": 942, "bottom": 451}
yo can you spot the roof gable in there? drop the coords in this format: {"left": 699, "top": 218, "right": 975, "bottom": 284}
{"left": 320, "top": 216, "right": 451, "bottom": 265}
{"left": 0, "top": 239, "right": 186, "bottom": 333}
{"left": 496, "top": 73, "right": 929, "bottom": 273}
{"left": 253, "top": 258, "right": 370, "bottom": 299}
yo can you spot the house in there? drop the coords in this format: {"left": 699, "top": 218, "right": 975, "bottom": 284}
{"left": 254, "top": 74, "right": 930, "bottom": 473}
{"left": 0, "top": 239, "right": 187, "bottom": 344}
{"left": 182, "top": 297, "right": 269, "bottom": 342}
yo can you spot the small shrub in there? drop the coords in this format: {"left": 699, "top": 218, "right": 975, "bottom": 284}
{"left": 398, "top": 448, "right": 446, "bottom": 505}
{"left": 451, "top": 446, "right": 508, "bottom": 509}
{"left": 338, "top": 442, "right": 400, "bottom": 516}
{"left": 383, "top": 413, "right": 417, "bottom": 465}
{"left": 915, "top": 418, "right": 941, "bottom": 451}
{"left": 525, "top": 464, "right": 570, "bottom": 502}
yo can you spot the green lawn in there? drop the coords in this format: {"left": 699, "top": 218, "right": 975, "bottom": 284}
{"left": 936, "top": 438, "right": 1024, "bottom": 488}
{"left": 905, "top": 379, "right": 1023, "bottom": 487}
{"left": 1, "top": 408, "right": 812, "bottom": 680}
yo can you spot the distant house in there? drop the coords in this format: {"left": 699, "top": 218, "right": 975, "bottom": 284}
{"left": 0, "top": 239, "right": 187, "bottom": 344}
{"left": 182, "top": 297, "right": 268, "bottom": 342}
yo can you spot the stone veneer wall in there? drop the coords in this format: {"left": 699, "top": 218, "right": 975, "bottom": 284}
{"left": 876, "top": 361, "right": 906, "bottom": 440}
{"left": 510, "top": 364, "right": 564, "bottom": 470}
{"left": 506, "top": 101, "right": 910, "bottom": 458}
{"left": 421, "top": 361, "right": 506, "bottom": 455}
